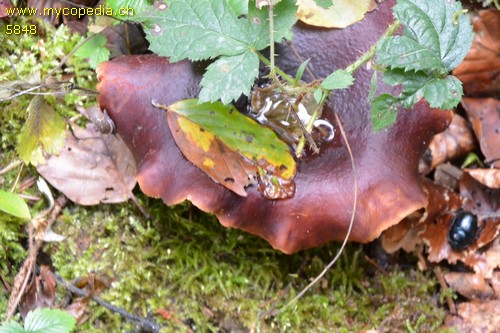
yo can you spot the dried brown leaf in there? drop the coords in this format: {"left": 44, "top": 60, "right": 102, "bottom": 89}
{"left": 461, "top": 98, "right": 500, "bottom": 168}
{"left": 453, "top": 10, "right": 500, "bottom": 96}
{"left": 419, "top": 113, "right": 476, "bottom": 174}
{"left": 37, "top": 122, "right": 137, "bottom": 205}
{"left": 19, "top": 265, "right": 56, "bottom": 317}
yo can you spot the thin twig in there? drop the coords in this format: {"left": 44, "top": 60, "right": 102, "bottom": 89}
{"left": 10, "top": 162, "right": 24, "bottom": 192}
{"left": 0, "top": 160, "right": 22, "bottom": 175}
{"left": 286, "top": 42, "right": 316, "bottom": 81}
{"left": 54, "top": 274, "right": 160, "bottom": 332}
{"left": 434, "top": 266, "right": 456, "bottom": 314}
{"left": 280, "top": 110, "right": 358, "bottom": 311}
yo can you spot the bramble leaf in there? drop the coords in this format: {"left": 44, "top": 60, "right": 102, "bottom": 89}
{"left": 24, "top": 308, "right": 76, "bottom": 333}
{"left": 0, "top": 190, "right": 31, "bottom": 220}
{"left": 376, "top": 0, "right": 473, "bottom": 72}
{"left": 376, "top": 36, "right": 444, "bottom": 72}
{"left": 154, "top": 99, "right": 296, "bottom": 199}
{"left": 320, "top": 69, "right": 354, "bottom": 90}
{"left": 199, "top": 52, "right": 259, "bottom": 104}
{"left": 137, "top": 0, "right": 297, "bottom": 103}
{"left": 383, "top": 69, "right": 463, "bottom": 109}
{"left": 75, "top": 33, "right": 110, "bottom": 69}
{"left": 139, "top": 0, "right": 252, "bottom": 61}
{"left": 370, "top": 94, "right": 399, "bottom": 132}
{"left": 17, "top": 96, "right": 66, "bottom": 166}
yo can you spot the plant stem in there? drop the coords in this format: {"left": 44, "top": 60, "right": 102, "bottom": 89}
{"left": 256, "top": 52, "right": 295, "bottom": 84}
{"left": 268, "top": 4, "right": 277, "bottom": 83}
{"left": 345, "top": 21, "right": 401, "bottom": 74}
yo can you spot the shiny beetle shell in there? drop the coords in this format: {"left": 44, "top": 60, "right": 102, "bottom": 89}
{"left": 448, "top": 211, "right": 478, "bottom": 251}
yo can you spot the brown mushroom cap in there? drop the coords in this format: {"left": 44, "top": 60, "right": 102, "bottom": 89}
{"left": 97, "top": 0, "right": 452, "bottom": 253}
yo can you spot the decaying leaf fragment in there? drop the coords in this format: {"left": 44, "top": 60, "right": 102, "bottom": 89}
{"left": 37, "top": 122, "right": 137, "bottom": 205}
{"left": 17, "top": 96, "right": 66, "bottom": 166}
{"left": 452, "top": 10, "right": 500, "bottom": 96}
{"left": 419, "top": 113, "right": 476, "bottom": 174}
{"left": 154, "top": 99, "right": 297, "bottom": 199}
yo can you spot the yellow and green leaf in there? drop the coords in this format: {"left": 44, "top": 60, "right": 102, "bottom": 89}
{"left": 17, "top": 96, "right": 66, "bottom": 166}
{"left": 155, "top": 99, "right": 297, "bottom": 199}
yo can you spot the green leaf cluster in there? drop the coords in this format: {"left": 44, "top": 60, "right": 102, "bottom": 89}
{"left": 372, "top": 0, "right": 473, "bottom": 131}
{"left": 75, "top": 33, "right": 110, "bottom": 69}
{"left": 0, "top": 308, "right": 76, "bottom": 333}
{"left": 137, "top": 0, "right": 297, "bottom": 104}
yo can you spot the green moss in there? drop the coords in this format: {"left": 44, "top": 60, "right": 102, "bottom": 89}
{"left": 0, "top": 17, "right": 96, "bottom": 152}
{"left": 40, "top": 195, "right": 449, "bottom": 332}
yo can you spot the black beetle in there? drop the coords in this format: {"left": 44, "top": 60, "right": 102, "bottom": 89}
{"left": 448, "top": 211, "right": 478, "bottom": 251}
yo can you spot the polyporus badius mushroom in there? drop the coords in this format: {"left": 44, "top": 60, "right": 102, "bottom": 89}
{"left": 97, "top": 0, "right": 452, "bottom": 253}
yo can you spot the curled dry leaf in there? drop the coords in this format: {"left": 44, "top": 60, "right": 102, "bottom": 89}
{"left": 97, "top": 0, "right": 452, "bottom": 253}
{"left": 452, "top": 10, "right": 500, "bottom": 96}
{"left": 19, "top": 265, "right": 56, "bottom": 318}
{"left": 461, "top": 97, "right": 500, "bottom": 168}
{"left": 36, "top": 122, "right": 137, "bottom": 205}
{"left": 419, "top": 113, "right": 476, "bottom": 174}
{"left": 296, "top": 0, "right": 372, "bottom": 29}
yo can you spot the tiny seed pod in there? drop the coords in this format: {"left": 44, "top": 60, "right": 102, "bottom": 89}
{"left": 87, "top": 107, "right": 115, "bottom": 134}
{"left": 448, "top": 211, "right": 478, "bottom": 251}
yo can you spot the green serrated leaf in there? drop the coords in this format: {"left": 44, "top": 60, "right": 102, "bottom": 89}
{"left": 376, "top": 0, "right": 473, "bottom": 72}
{"left": 75, "top": 33, "right": 110, "bottom": 69}
{"left": 383, "top": 69, "right": 463, "bottom": 109}
{"left": 139, "top": 0, "right": 252, "bottom": 61}
{"left": 314, "top": 0, "right": 333, "bottom": 9}
{"left": 394, "top": 0, "right": 473, "bottom": 71}
{"left": 370, "top": 94, "right": 399, "bottom": 131}
{"left": 376, "top": 36, "right": 444, "bottom": 72}
{"left": 0, "top": 190, "right": 31, "bottom": 220}
{"left": 228, "top": 0, "right": 249, "bottom": 16}
{"left": 199, "top": 52, "right": 259, "bottom": 104}
{"left": 24, "top": 308, "right": 76, "bottom": 333}
{"left": 320, "top": 69, "right": 354, "bottom": 90}
{"left": 17, "top": 96, "right": 67, "bottom": 166}
{"left": 0, "top": 320, "right": 24, "bottom": 333}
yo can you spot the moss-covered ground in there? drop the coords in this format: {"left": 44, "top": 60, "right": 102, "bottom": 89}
{"left": 0, "top": 184, "right": 455, "bottom": 332}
